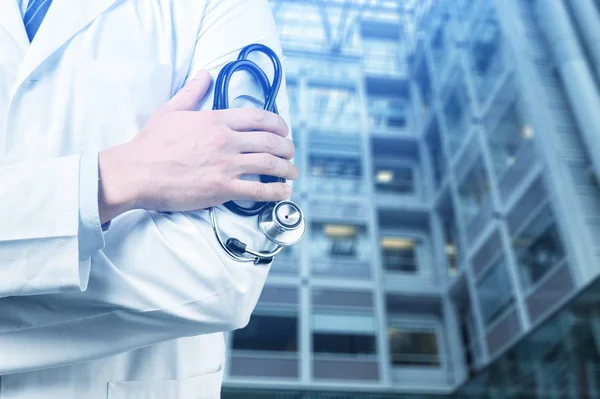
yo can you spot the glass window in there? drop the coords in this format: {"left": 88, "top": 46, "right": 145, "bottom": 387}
{"left": 469, "top": 15, "right": 504, "bottom": 100}
{"left": 380, "top": 236, "right": 423, "bottom": 273}
{"left": 458, "top": 159, "right": 491, "bottom": 224}
{"left": 442, "top": 215, "right": 461, "bottom": 275}
{"left": 426, "top": 120, "right": 446, "bottom": 189}
{"left": 388, "top": 328, "right": 440, "bottom": 367}
{"left": 476, "top": 257, "right": 514, "bottom": 327}
{"left": 312, "top": 313, "right": 377, "bottom": 356}
{"left": 305, "top": 85, "right": 361, "bottom": 129}
{"left": 415, "top": 62, "right": 432, "bottom": 116}
{"left": 442, "top": 77, "right": 472, "bottom": 155}
{"left": 232, "top": 314, "right": 298, "bottom": 352}
{"left": 374, "top": 165, "right": 415, "bottom": 195}
{"left": 312, "top": 223, "right": 369, "bottom": 260}
{"left": 310, "top": 155, "right": 363, "bottom": 195}
{"left": 458, "top": 304, "right": 481, "bottom": 376}
{"left": 363, "top": 39, "right": 405, "bottom": 75}
{"left": 368, "top": 97, "right": 407, "bottom": 131}
{"left": 430, "top": 25, "right": 447, "bottom": 70}
{"left": 485, "top": 91, "right": 534, "bottom": 184}
{"left": 513, "top": 205, "right": 566, "bottom": 289}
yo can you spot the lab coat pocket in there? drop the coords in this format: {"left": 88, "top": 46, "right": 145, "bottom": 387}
{"left": 107, "top": 365, "right": 224, "bottom": 399}
{"left": 73, "top": 60, "right": 173, "bottom": 152}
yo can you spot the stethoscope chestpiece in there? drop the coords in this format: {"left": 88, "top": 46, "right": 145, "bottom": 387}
{"left": 258, "top": 200, "right": 306, "bottom": 246}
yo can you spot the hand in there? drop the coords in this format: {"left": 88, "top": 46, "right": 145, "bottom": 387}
{"left": 98, "top": 70, "right": 297, "bottom": 224}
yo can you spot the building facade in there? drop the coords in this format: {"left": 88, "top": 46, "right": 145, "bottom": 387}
{"left": 222, "top": 0, "right": 600, "bottom": 397}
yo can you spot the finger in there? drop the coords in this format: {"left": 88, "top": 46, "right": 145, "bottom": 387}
{"left": 234, "top": 131, "right": 295, "bottom": 159}
{"left": 228, "top": 181, "right": 292, "bottom": 202}
{"left": 236, "top": 154, "right": 299, "bottom": 180}
{"left": 216, "top": 108, "right": 289, "bottom": 137}
{"left": 162, "top": 70, "right": 212, "bottom": 112}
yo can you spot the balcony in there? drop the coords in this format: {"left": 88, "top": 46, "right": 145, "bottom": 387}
{"left": 305, "top": 84, "right": 362, "bottom": 134}
{"left": 310, "top": 223, "right": 373, "bottom": 279}
{"left": 367, "top": 96, "right": 411, "bottom": 135}
{"left": 312, "top": 311, "right": 380, "bottom": 382}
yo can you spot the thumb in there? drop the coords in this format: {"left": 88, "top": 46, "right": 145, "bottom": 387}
{"left": 162, "top": 70, "right": 212, "bottom": 112}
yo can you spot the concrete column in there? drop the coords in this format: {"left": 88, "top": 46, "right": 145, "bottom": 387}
{"left": 538, "top": 0, "right": 600, "bottom": 182}
{"left": 568, "top": 0, "right": 600, "bottom": 85}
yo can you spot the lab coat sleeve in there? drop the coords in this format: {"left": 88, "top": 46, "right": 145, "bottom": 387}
{"left": 0, "top": 0, "right": 293, "bottom": 374}
{"left": 0, "top": 154, "right": 104, "bottom": 299}
{"left": 78, "top": 153, "right": 107, "bottom": 260}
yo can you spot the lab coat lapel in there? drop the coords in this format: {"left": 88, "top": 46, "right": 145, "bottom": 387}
{"left": 0, "top": 0, "right": 29, "bottom": 51}
{"left": 16, "top": 0, "right": 121, "bottom": 84}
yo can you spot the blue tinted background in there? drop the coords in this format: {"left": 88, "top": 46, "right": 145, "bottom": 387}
{"left": 223, "top": 0, "right": 600, "bottom": 397}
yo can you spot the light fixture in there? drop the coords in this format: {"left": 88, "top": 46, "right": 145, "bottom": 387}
{"left": 507, "top": 155, "right": 516, "bottom": 165}
{"left": 522, "top": 125, "right": 534, "bottom": 139}
{"left": 445, "top": 244, "right": 456, "bottom": 256}
{"left": 324, "top": 224, "right": 357, "bottom": 238}
{"left": 376, "top": 170, "right": 394, "bottom": 184}
{"left": 381, "top": 237, "right": 415, "bottom": 250}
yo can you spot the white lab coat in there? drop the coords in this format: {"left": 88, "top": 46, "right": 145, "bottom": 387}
{"left": 0, "top": 0, "right": 290, "bottom": 398}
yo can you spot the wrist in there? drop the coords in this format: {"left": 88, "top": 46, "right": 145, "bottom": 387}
{"left": 98, "top": 144, "right": 141, "bottom": 224}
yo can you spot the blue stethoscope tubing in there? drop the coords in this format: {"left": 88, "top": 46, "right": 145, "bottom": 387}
{"left": 208, "top": 43, "right": 305, "bottom": 264}
{"left": 212, "top": 43, "right": 284, "bottom": 217}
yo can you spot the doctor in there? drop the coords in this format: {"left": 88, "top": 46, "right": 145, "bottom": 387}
{"left": 0, "top": 0, "right": 296, "bottom": 398}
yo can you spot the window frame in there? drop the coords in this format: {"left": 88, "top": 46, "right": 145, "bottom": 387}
{"left": 379, "top": 230, "right": 431, "bottom": 276}
{"left": 386, "top": 316, "right": 446, "bottom": 370}
{"left": 475, "top": 254, "right": 515, "bottom": 329}
{"left": 230, "top": 310, "right": 300, "bottom": 355}
{"left": 310, "top": 310, "right": 379, "bottom": 359}
{"left": 510, "top": 199, "right": 568, "bottom": 294}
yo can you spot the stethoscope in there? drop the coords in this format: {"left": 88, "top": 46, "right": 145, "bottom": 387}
{"left": 209, "top": 43, "right": 306, "bottom": 265}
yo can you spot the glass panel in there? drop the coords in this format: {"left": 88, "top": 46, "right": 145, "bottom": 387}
{"left": 305, "top": 85, "right": 361, "bottom": 130}
{"left": 415, "top": 61, "right": 432, "bottom": 118}
{"left": 368, "top": 97, "right": 408, "bottom": 131}
{"left": 426, "top": 120, "right": 446, "bottom": 189}
{"left": 388, "top": 328, "right": 440, "bottom": 367}
{"left": 313, "top": 333, "right": 377, "bottom": 356}
{"left": 459, "top": 303, "right": 481, "bottom": 375}
{"left": 313, "top": 313, "right": 376, "bottom": 334}
{"left": 442, "top": 72, "right": 472, "bottom": 154}
{"left": 458, "top": 159, "right": 491, "bottom": 225}
{"left": 512, "top": 205, "right": 566, "bottom": 289}
{"left": 442, "top": 211, "right": 461, "bottom": 275}
{"left": 477, "top": 256, "right": 514, "bottom": 327}
{"left": 431, "top": 24, "right": 448, "bottom": 70}
{"left": 311, "top": 223, "right": 370, "bottom": 261}
{"left": 312, "top": 313, "right": 377, "bottom": 356}
{"left": 310, "top": 155, "right": 363, "bottom": 195}
{"left": 485, "top": 91, "right": 534, "bottom": 183}
{"left": 232, "top": 314, "right": 298, "bottom": 352}
{"left": 469, "top": 15, "right": 505, "bottom": 101}
{"left": 363, "top": 39, "right": 406, "bottom": 75}
{"left": 380, "top": 236, "right": 422, "bottom": 273}
{"left": 374, "top": 165, "right": 415, "bottom": 195}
